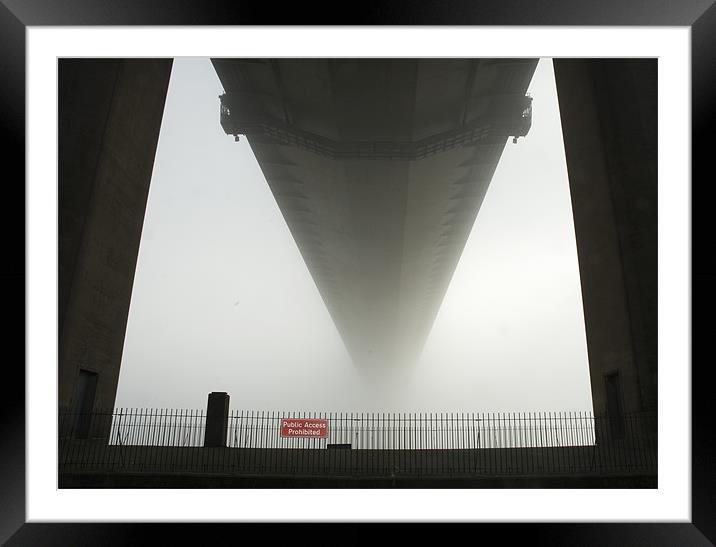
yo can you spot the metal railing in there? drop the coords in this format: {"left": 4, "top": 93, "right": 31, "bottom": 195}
{"left": 59, "top": 409, "right": 656, "bottom": 479}
{"left": 225, "top": 411, "right": 599, "bottom": 450}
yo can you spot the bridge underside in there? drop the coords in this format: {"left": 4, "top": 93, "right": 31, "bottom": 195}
{"left": 212, "top": 59, "right": 537, "bottom": 371}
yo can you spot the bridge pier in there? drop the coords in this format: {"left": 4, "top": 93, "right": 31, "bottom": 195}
{"left": 553, "top": 60, "right": 657, "bottom": 428}
{"left": 58, "top": 59, "right": 173, "bottom": 415}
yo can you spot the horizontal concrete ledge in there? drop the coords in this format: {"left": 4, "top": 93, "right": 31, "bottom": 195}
{"left": 59, "top": 471, "right": 657, "bottom": 489}
{"left": 59, "top": 443, "right": 657, "bottom": 478}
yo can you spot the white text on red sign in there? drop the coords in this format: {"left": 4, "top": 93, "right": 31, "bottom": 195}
{"left": 280, "top": 419, "right": 329, "bottom": 438}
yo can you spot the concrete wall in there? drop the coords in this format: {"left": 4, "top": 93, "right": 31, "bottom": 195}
{"left": 58, "top": 59, "right": 173, "bottom": 413}
{"left": 59, "top": 442, "right": 656, "bottom": 481}
{"left": 553, "top": 60, "right": 657, "bottom": 416}
{"left": 59, "top": 472, "right": 657, "bottom": 489}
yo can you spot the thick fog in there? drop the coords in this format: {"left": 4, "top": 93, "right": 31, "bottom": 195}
{"left": 115, "top": 58, "right": 592, "bottom": 413}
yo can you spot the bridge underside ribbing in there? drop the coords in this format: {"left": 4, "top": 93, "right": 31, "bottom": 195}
{"left": 212, "top": 59, "right": 537, "bottom": 371}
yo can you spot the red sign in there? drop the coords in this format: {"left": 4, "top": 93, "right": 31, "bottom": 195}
{"left": 280, "top": 418, "right": 329, "bottom": 438}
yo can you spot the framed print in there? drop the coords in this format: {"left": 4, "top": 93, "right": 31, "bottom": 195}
{"left": 4, "top": 0, "right": 714, "bottom": 543}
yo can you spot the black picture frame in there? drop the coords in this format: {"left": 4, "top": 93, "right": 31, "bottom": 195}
{"left": 3, "top": 1, "right": 713, "bottom": 543}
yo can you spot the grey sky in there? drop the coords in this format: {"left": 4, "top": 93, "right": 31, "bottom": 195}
{"left": 115, "top": 57, "right": 592, "bottom": 413}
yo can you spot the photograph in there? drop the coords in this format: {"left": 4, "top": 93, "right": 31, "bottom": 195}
{"left": 57, "top": 56, "right": 657, "bottom": 489}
